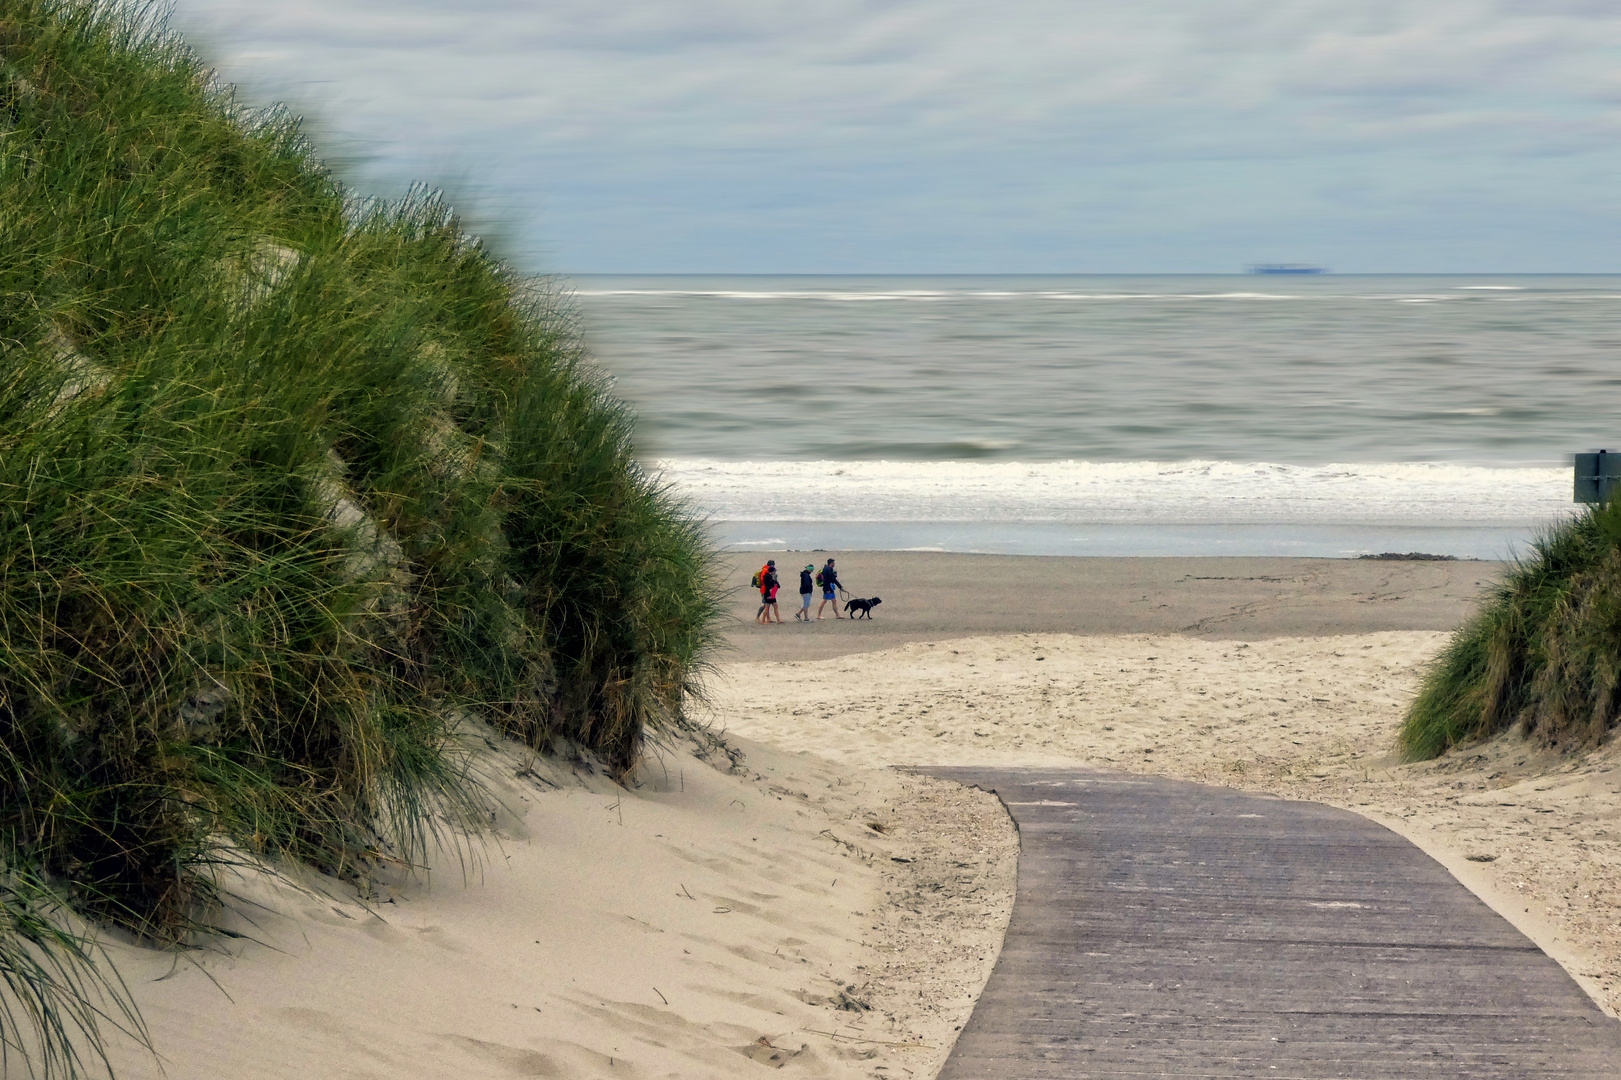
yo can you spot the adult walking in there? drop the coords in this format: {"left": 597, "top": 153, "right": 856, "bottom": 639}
{"left": 815, "top": 557, "right": 845, "bottom": 619}
{"left": 795, "top": 564, "right": 815, "bottom": 621}
{"left": 756, "top": 560, "right": 782, "bottom": 623}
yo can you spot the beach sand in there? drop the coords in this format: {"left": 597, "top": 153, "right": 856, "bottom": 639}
{"left": 714, "top": 552, "right": 1621, "bottom": 1021}
{"left": 99, "top": 721, "right": 1016, "bottom": 1080}
{"left": 94, "top": 552, "right": 1621, "bottom": 1078}
{"left": 730, "top": 551, "right": 1496, "bottom": 660}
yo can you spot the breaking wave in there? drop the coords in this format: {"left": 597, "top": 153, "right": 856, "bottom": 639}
{"left": 655, "top": 458, "right": 1573, "bottom": 527}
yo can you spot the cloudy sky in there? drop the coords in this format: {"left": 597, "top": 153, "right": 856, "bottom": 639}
{"left": 167, "top": 0, "right": 1621, "bottom": 274}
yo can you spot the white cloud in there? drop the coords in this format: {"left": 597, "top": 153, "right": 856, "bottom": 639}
{"left": 166, "top": 0, "right": 1621, "bottom": 271}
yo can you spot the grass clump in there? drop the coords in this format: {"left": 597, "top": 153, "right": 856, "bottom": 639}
{"left": 1400, "top": 496, "right": 1621, "bottom": 760}
{"left": 0, "top": 868, "right": 149, "bottom": 1079}
{"left": 0, "top": 0, "right": 720, "bottom": 1070}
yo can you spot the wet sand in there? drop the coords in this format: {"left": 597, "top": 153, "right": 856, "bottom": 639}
{"left": 724, "top": 552, "right": 1501, "bottom": 660}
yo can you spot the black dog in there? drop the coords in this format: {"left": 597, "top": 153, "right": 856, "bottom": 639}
{"left": 845, "top": 596, "right": 882, "bottom": 619}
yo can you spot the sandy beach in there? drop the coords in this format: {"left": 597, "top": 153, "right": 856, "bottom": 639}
{"left": 726, "top": 551, "right": 1497, "bottom": 660}
{"left": 716, "top": 551, "right": 1621, "bottom": 1023}
{"left": 98, "top": 720, "right": 1017, "bottom": 1080}
{"left": 91, "top": 551, "right": 1621, "bottom": 1078}
{"left": 19, "top": 7, "right": 1618, "bottom": 1074}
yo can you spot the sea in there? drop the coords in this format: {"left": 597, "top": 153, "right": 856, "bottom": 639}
{"left": 569, "top": 275, "right": 1621, "bottom": 559}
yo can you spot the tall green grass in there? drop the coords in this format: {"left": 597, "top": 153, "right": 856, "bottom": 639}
{"left": 0, "top": 868, "right": 149, "bottom": 1080}
{"left": 1, "top": 0, "right": 721, "bottom": 1071}
{"left": 1400, "top": 495, "right": 1621, "bottom": 759}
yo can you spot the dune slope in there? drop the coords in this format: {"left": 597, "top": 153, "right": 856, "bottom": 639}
{"left": 91, "top": 727, "right": 1016, "bottom": 1080}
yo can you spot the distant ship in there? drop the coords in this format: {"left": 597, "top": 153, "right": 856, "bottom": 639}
{"left": 1246, "top": 263, "right": 1327, "bottom": 275}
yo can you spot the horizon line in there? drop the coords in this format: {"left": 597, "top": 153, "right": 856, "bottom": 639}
{"left": 559, "top": 270, "right": 1621, "bottom": 277}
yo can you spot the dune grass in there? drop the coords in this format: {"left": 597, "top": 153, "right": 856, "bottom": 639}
{"left": 1, "top": 0, "right": 722, "bottom": 1071}
{"left": 1400, "top": 495, "right": 1621, "bottom": 760}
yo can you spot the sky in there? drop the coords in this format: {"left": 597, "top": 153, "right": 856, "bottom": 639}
{"left": 166, "top": 0, "right": 1621, "bottom": 275}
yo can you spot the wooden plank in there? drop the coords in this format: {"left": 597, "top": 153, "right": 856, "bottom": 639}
{"left": 919, "top": 767, "right": 1621, "bottom": 1079}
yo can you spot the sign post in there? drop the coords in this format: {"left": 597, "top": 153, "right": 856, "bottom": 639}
{"left": 1574, "top": 450, "right": 1621, "bottom": 504}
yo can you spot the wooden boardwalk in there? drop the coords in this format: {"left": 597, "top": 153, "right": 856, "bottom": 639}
{"left": 919, "top": 767, "right": 1621, "bottom": 1079}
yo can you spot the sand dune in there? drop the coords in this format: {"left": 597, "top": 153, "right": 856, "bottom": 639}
{"left": 97, "top": 725, "right": 1015, "bottom": 1079}
{"left": 85, "top": 553, "right": 1621, "bottom": 1078}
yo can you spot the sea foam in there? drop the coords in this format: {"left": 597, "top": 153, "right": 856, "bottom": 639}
{"left": 657, "top": 459, "right": 1573, "bottom": 527}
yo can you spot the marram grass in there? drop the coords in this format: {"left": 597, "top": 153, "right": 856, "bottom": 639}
{"left": 0, "top": 0, "right": 721, "bottom": 1072}
{"left": 1401, "top": 495, "right": 1621, "bottom": 760}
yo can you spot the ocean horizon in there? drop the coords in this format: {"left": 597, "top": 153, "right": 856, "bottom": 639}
{"left": 570, "top": 274, "right": 1612, "bottom": 558}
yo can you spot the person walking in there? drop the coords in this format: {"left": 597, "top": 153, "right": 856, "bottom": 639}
{"left": 756, "top": 560, "right": 782, "bottom": 623}
{"left": 815, "top": 557, "right": 844, "bottom": 619}
{"left": 753, "top": 560, "right": 770, "bottom": 623}
{"left": 795, "top": 564, "right": 815, "bottom": 621}
{"left": 763, "top": 562, "right": 782, "bottom": 623}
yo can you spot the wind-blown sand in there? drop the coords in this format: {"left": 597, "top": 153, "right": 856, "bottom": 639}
{"left": 92, "top": 552, "right": 1621, "bottom": 1078}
